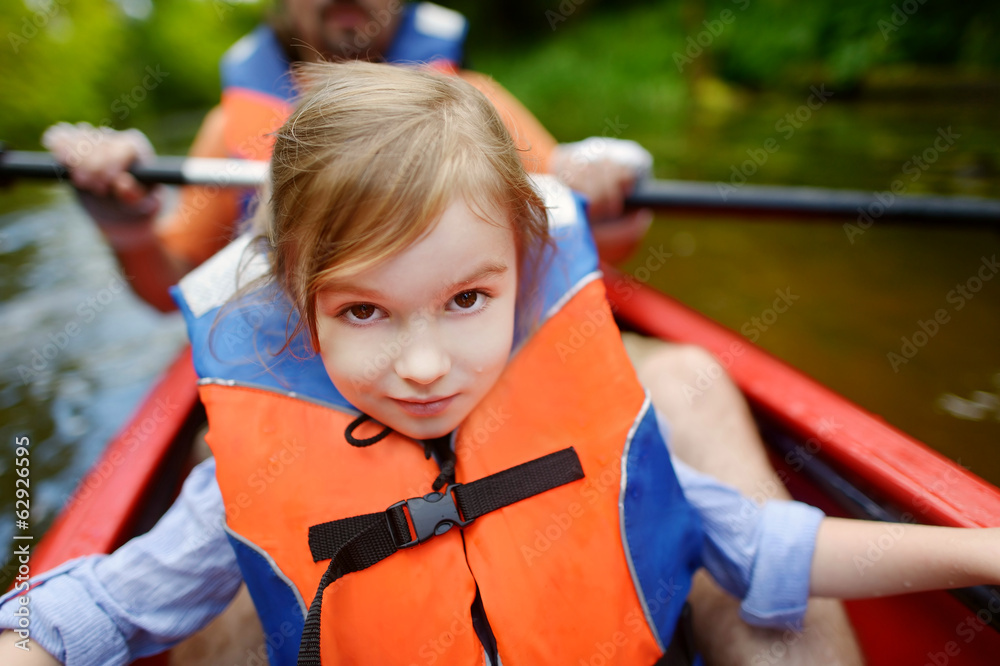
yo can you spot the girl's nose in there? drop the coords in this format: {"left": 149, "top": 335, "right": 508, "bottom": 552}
{"left": 394, "top": 329, "right": 451, "bottom": 385}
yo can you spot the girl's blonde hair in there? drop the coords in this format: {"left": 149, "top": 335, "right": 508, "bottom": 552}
{"left": 260, "top": 61, "right": 550, "bottom": 349}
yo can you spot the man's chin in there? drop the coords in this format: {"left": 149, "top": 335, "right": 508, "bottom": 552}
{"left": 318, "top": 32, "right": 384, "bottom": 62}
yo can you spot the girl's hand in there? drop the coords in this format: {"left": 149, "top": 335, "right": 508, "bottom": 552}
{"left": 811, "top": 519, "right": 1000, "bottom": 600}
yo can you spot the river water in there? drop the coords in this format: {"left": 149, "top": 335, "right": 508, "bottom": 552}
{"left": 0, "top": 86, "right": 998, "bottom": 583}
{"left": 0, "top": 190, "right": 188, "bottom": 577}
{"left": 623, "top": 86, "right": 1000, "bottom": 487}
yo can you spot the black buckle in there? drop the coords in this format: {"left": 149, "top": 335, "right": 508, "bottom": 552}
{"left": 387, "top": 484, "right": 472, "bottom": 548}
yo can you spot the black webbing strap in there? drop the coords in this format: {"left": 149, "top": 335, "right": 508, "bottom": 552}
{"left": 451, "top": 446, "right": 583, "bottom": 519}
{"left": 298, "top": 447, "right": 584, "bottom": 665}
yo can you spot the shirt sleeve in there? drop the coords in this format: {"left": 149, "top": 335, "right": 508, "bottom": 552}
{"left": 654, "top": 409, "right": 825, "bottom": 629}
{"left": 0, "top": 458, "right": 242, "bottom": 665}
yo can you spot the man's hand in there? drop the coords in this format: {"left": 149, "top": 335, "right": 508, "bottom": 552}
{"left": 588, "top": 208, "right": 654, "bottom": 266}
{"left": 549, "top": 138, "right": 655, "bottom": 264}
{"left": 42, "top": 122, "right": 157, "bottom": 204}
{"left": 41, "top": 123, "right": 162, "bottom": 249}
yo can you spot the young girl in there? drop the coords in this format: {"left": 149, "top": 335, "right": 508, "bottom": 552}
{"left": 2, "top": 61, "right": 999, "bottom": 666}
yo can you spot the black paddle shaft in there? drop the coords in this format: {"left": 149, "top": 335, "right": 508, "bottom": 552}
{"left": 0, "top": 149, "right": 192, "bottom": 185}
{"left": 0, "top": 147, "right": 266, "bottom": 188}
{"left": 3, "top": 146, "right": 998, "bottom": 226}
{"left": 626, "top": 178, "right": 1000, "bottom": 226}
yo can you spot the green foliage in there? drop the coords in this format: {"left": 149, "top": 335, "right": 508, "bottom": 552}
{"left": 128, "top": 0, "right": 264, "bottom": 113}
{"left": 696, "top": 0, "right": 1000, "bottom": 87}
{"left": 1, "top": 0, "right": 128, "bottom": 146}
{"left": 461, "top": 0, "right": 999, "bottom": 88}
{"left": 471, "top": 3, "right": 689, "bottom": 142}
{"left": 0, "top": 0, "right": 265, "bottom": 149}
{"left": 1, "top": 0, "right": 996, "bottom": 151}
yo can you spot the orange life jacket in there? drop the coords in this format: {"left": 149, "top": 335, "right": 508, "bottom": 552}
{"left": 173, "top": 178, "right": 703, "bottom": 665}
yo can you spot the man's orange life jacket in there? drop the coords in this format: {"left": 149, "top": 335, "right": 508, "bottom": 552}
{"left": 173, "top": 177, "right": 703, "bottom": 664}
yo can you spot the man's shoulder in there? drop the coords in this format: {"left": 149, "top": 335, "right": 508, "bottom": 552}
{"left": 221, "top": 24, "right": 279, "bottom": 69}
{"left": 409, "top": 2, "right": 467, "bottom": 42}
{"left": 219, "top": 24, "right": 296, "bottom": 101}
{"left": 386, "top": 3, "right": 468, "bottom": 65}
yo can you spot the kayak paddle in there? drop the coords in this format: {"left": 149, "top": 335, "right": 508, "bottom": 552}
{"left": 2, "top": 147, "right": 998, "bottom": 226}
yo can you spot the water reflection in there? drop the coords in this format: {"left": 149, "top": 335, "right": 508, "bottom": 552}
{"left": 616, "top": 82, "right": 1000, "bottom": 487}
{"left": 938, "top": 378, "right": 1000, "bottom": 422}
{"left": 0, "top": 190, "right": 187, "bottom": 570}
{"left": 629, "top": 217, "right": 1000, "bottom": 486}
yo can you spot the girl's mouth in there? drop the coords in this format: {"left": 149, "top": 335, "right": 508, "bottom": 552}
{"left": 391, "top": 395, "right": 456, "bottom": 417}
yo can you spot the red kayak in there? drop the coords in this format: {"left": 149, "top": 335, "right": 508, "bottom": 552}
{"left": 28, "top": 267, "right": 1000, "bottom": 664}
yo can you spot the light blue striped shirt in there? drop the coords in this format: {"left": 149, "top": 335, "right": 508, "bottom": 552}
{"left": 0, "top": 410, "right": 824, "bottom": 664}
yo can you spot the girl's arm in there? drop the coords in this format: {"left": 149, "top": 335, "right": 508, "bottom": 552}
{"left": 0, "top": 458, "right": 241, "bottom": 665}
{"left": 811, "top": 518, "right": 1000, "bottom": 599}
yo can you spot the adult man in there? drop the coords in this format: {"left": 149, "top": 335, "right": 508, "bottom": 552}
{"left": 45, "top": 0, "right": 649, "bottom": 312}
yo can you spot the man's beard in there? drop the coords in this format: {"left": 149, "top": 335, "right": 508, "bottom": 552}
{"left": 316, "top": 0, "right": 386, "bottom": 62}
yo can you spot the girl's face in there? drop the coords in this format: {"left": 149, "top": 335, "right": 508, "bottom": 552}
{"left": 314, "top": 198, "right": 519, "bottom": 440}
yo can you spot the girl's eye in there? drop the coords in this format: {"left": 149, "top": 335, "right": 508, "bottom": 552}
{"left": 341, "top": 303, "right": 383, "bottom": 324}
{"left": 453, "top": 291, "right": 479, "bottom": 309}
{"left": 350, "top": 304, "right": 376, "bottom": 319}
{"left": 448, "top": 290, "right": 489, "bottom": 313}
